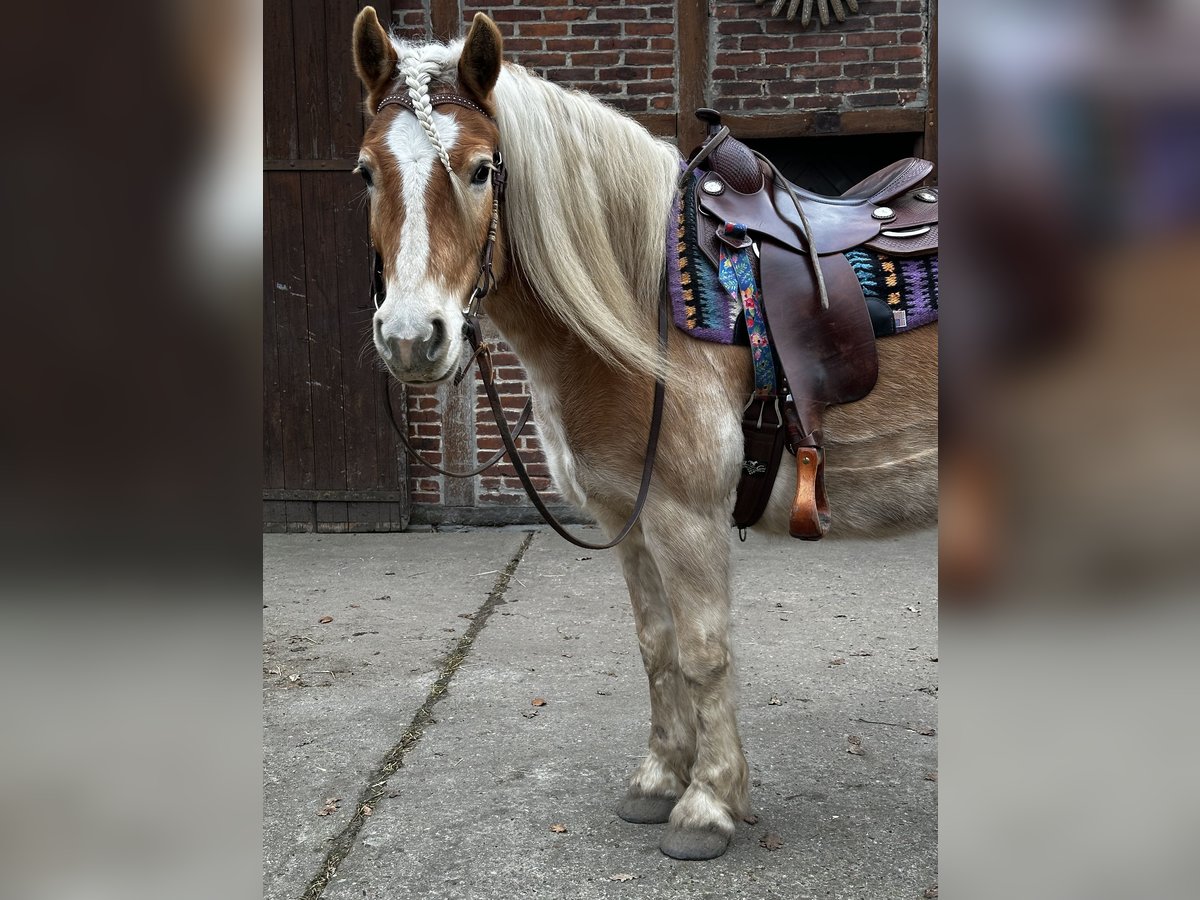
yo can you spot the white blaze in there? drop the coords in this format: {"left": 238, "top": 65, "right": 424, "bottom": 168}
{"left": 376, "top": 110, "right": 460, "bottom": 361}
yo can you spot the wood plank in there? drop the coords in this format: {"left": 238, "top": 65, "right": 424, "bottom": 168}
{"left": 675, "top": 0, "right": 709, "bottom": 153}
{"left": 300, "top": 172, "right": 349, "bottom": 493}
{"left": 430, "top": 0, "right": 459, "bottom": 42}
{"left": 264, "top": 489, "right": 408, "bottom": 502}
{"left": 267, "top": 171, "right": 317, "bottom": 490}
{"left": 632, "top": 113, "right": 678, "bottom": 139}
{"left": 284, "top": 499, "right": 316, "bottom": 532}
{"left": 264, "top": 158, "right": 357, "bottom": 171}
{"left": 326, "top": 0, "right": 367, "bottom": 161}
{"left": 292, "top": 0, "right": 332, "bottom": 158}
{"left": 330, "top": 172, "right": 385, "bottom": 491}
{"left": 316, "top": 500, "right": 350, "bottom": 532}
{"left": 263, "top": 176, "right": 286, "bottom": 490}
{"left": 347, "top": 501, "right": 407, "bottom": 532}
{"left": 262, "top": 500, "right": 288, "bottom": 530}
{"left": 264, "top": 0, "right": 298, "bottom": 160}
{"left": 439, "top": 371, "right": 475, "bottom": 508}
{"left": 720, "top": 109, "right": 926, "bottom": 139}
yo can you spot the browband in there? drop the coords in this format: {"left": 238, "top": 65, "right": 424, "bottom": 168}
{"left": 375, "top": 92, "right": 494, "bottom": 121}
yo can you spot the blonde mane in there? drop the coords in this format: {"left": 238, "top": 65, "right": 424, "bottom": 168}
{"left": 492, "top": 65, "right": 681, "bottom": 377}
{"left": 386, "top": 37, "right": 680, "bottom": 377}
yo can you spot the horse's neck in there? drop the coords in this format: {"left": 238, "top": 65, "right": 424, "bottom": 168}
{"left": 486, "top": 285, "right": 587, "bottom": 407}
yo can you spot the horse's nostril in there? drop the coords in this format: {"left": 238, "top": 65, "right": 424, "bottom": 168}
{"left": 427, "top": 318, "right": 446, "bottom": 359}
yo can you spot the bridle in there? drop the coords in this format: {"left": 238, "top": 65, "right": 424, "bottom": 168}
{"left": 369, "top": 90, "right": 669, "bottom": 551}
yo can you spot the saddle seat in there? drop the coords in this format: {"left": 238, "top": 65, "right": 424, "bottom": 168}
{"left": 685, "top": 110, "right": 939, "bottom": 539}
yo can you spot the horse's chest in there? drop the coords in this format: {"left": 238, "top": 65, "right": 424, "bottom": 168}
{"left": 530, "top": 390, "right": 588, "bottom": 508}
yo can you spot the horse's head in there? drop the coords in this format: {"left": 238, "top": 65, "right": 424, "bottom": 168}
{"left": 352, "top": 10, "right": 504, "bottom": 384}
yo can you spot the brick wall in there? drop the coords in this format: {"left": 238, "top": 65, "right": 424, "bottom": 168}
{"left": 378, "top": 1, "right": 931, "bottom": 523}
{"left": 710, "top": 0, "right": 927, "bottom": 113}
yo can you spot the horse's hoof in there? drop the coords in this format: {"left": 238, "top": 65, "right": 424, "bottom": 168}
{"left": 616, "top": 794, "right": 676, "bottom": 824}
{"left": 659, "top": 824, "right": 731, "bottom": 860}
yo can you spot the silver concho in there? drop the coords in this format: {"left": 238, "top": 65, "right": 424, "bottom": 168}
{"left": 702, "top": 179, "right": 724, "bottom": 195}
{"left": 914, "top": 189, "right": 938, "bottom": 202}
{"left": 872, "top": 206, "right": 896, "bottom": 221}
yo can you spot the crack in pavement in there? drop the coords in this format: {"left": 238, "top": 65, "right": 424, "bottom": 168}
{"left": 299, "top": 531, "right": 535, "bottom": 900}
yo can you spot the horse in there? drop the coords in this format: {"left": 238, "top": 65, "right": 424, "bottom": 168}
{"left": 350, "top": 9, "right": 937, "bottom": 860}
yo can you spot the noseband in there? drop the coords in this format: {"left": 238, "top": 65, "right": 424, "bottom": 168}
{"left": 371, "top": 89, "right": 668, "bottom": 551}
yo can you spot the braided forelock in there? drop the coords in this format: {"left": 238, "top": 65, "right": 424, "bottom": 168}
{"left": 399, "top": 53, "right": 453, "bottom": 176}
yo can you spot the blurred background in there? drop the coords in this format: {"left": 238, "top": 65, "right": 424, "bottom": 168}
{"left": 0, "top": 0, "right": 1197, "bottom": 897}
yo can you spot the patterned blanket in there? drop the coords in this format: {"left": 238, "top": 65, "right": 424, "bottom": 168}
{"left": 666, "top": 174, "right": 939, "bottom": 347}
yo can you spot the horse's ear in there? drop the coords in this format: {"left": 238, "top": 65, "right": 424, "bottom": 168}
{"left": 353, "top": 6, "right": 397, "bottom": 112}
{"left": 458, "top": 13, "right": 503, "bottom": 107}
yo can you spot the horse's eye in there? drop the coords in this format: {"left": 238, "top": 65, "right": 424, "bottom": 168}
{"left": 356, "top": 165, "right": 373, "bottom": 187}
{"left": 470, "top": 163, "right": 491, "bottom": 185}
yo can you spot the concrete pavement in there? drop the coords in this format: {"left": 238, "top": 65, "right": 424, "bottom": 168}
{"left": 264, "top": 528, "right": 937, "bottom": 900}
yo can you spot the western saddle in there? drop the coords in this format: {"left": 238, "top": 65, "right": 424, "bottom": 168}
{"left": 683, "top": 110, "right": 939, "bottom": 539}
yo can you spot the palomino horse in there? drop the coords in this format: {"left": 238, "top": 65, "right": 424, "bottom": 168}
{"left": 352, "top": 10, "right": 937, "bottom": 860}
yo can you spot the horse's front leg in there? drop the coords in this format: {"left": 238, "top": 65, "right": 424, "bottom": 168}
{"left": 608, "top": 522, "right": 697, "bottom": 825}
{"left": 646, "top": 505, "right": 748, "bottom": 860}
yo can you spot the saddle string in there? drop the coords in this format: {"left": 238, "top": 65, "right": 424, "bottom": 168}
{"left": 750, "top": 149, "right": 830, "bottom": 310}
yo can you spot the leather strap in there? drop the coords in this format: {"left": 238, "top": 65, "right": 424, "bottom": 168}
{"left": 376, "top": 92, "right": 495, "bottom": 121}
{"left": 463, "top": 295, "right": 669, "bottom": 551}
{"left": 383, "top": 378, "right": 533, "bottom": 478}
{"left": 731, "top": 395, "right": 787, "bottom": 531}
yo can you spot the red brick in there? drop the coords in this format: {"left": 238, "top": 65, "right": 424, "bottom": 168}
{"left": 503, "top": 38, "right": 544, "bottom": 52}
{"left": 876, "top": 15, "right": 924, "bottom": 29}
{"left": 627, "top": 80, "right": 674, "bottom": 95}
{"left": 718, "top": 20, "right": 761, "bottom": 35}
{"left": 649, "top": 37, "right": 673, "bottom": 50}
{"left": 626, "top": 22, "right": 672, "bottom": 35}
{"left": 518, "top": 22, "right": 568, "bottom": 37}
{"left": 650, "top": 96, "right": 673, "bottom": 110}
{"left": 571, "top": 51, "right": 620, "bottom": 66}
{"left": 795, "top": 34, "right": 845, "bottom": 47}
{"left": 742, "top": 96, "right": 790, "bottom": 111}
{"left": 609, "top": 96, "right": 650, "bottom": 112}
{"left": 490, "top": 7, "right": 540, "bottom": 21}
{"left": 897, "top": 61, "right": 923, "bottom": 75}
{"left": 874, "top": 46, "right": 922, "bottom": 61}
{"left": 845, "top": 91, "right": 902, "bottom": 107}
{"left": 793, "top": 64, "right": 842, "bottom": 79}
{"left": 812, "top": 78, "right": 870, "bottom": 95}
{"left": 740, "top": 65, "right": 789, "bottom": 81}
{"left": 715, "top": 51, "right": 763, "bottom": 67}
{"left": 594, "top": 65, "right": 645, "bottom": 81}
{"left": 597, "top": 7, "right": 646, "bottom": 18}
{"left": 572, "top": 22, "right": 621, "bottom": 36}
{"left": 719, "top": 81, "right": 765, "bottom": 97}
{"left": 543, "top": 8, "right": 591, "bottom": 21}
{"left": 740, "top": 35, "right": 789, "bottom": 51}
{"left": 626, "top": 50, "right": 670, "bottom": 66}
{"left": 772, "top": 50, "right": 818, "bottom": 64}
{"left": 847, "top": 32, "right": 898, "bottom": 47}
{"left": 520, "top": 52, "right": 568, "bottom": 67}
{"left": 819, "top": 49, "right": 870, "bottom": 63}
{"left": 649, "top": 66, "right": 674, "bottom": 79}
{"left": 545, "top": 38, "right": 590, "bottom": 51}
{"left": 874, "top": 76, "right": 923, "bottom": 90}
{"left": 844, "top": 62, "right": 895, "bottom": 77}
{"left": 768, "top": 79, "right": 819, "bottom": 96}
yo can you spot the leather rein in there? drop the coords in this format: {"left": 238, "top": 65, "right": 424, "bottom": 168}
{"left": 372, "top": 91, "right": 669, "bottom": 551}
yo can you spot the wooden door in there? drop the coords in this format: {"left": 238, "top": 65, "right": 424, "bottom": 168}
{"left": 263, "top": 0, "right": 409, "bottom": 532}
